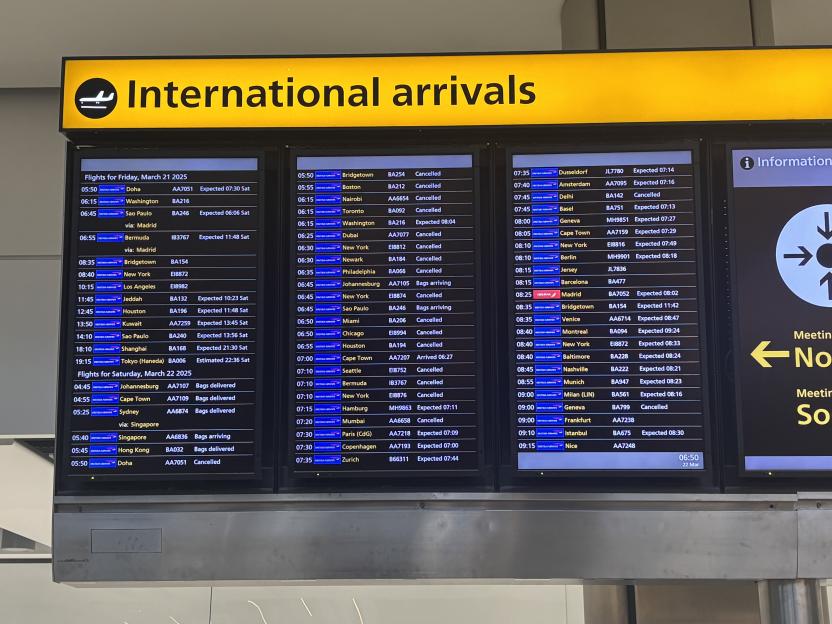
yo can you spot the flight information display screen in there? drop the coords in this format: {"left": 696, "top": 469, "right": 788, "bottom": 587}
{"left": 291, "top": 152, "right": 482, "bottom": 476}
{"left": 60, "top": 154, "right": 263, "bottom": 481}
{"left": 731, "top": 147, "right": 832, "bottom": 475}
{"left": 509, "top": 149, "right": 707, "bottom": 473}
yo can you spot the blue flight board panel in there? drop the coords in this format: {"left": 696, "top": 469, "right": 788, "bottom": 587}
{"left": 61, "top": 155, "right": 263, "bottom": 480}
{"left": 291, "top": 153, "right": 482, "bottom": 476}
{"left": 509, "top": 150, "right": 707, "bottom": 473}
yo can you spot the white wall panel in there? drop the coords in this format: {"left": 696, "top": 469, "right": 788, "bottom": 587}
{"left": 211, "top": 584, "right": 585, "bottom": 624}
{"left": 0, "top": 563, "right": 211, "bottom": 624}
{"left": 0, "top": 258, "right": 60, "bottom": 436}
{"left": 0, "top": 568, "right": 587, "bottom": 624}
{"left": 604, "top": 0, "right": 753, "bottom": 49}
{"left": 0, "top": 442, "right": 53, "bottom": 545}
{"left": 0, "top": 89, "right": 64, "bottom": 257}
{"left": 0, "top": 0, "right": 564, "bottom": 88}
{"left": 772, "top": 0, "right": 832, "bottom": 45}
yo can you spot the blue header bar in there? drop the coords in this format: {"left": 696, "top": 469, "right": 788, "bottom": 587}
{"left": 513, "top": 150, "right": 692, "bottom": 168}
{"left": 297, "top": 154, "right": 472, "bottom": 170}
{"left": 81, "top": 157, "right": 258, "bottom": 171}
{"left": 732, "top": 148, "right": 832, "bottom": 187}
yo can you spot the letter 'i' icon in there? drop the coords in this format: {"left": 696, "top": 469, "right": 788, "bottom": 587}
{"left": 740, "top": 156, "right": 754, "bottom": 170}
{"left": 75, "top": 78, "right": 118, "bottom": 119}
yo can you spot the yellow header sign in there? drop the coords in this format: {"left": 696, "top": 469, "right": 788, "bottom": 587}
{"left": 61, "top": 49, "right": 832, "bottom": 130}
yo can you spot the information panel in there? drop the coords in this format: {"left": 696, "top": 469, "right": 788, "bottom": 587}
{"left": 509, "top": 149, "right": 706, "bottom": 473}
{"left": 61, "top": 154, "right": 263, "bottom": 481}
{"left": 731, "top": 147, "right": 832, "bottom": 475}
{"left": 291, "top": 153, "right": 481, "bottom": 475}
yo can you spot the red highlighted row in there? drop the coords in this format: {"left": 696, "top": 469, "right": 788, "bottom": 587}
{"left": 533, "top": 289, "right": 561, "bottom": 300}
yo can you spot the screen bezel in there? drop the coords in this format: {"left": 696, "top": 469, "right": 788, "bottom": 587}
{"left": 503, "top": 142, "right": 713, "bottom": 480}
{"left": 55, "top": 147, "right": 268, "bottom": 493}
{"left": 286, "top": 146, "right": 488, "bottom": 481}
{"left": 727, "top": 141, "right": 832, "bottom": 479}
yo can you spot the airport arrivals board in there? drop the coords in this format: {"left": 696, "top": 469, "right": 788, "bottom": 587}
{"left": 509, "top": 150, "right": 707, "bottom": 473}
{"left": 290, "top": 153, "right": 482, "bottom": 475}
{"left": 55, "top": 50, "right": 832, "bottom": 495}
{"left": 61, "top": 154, "right": 263, "bottom": 480}
{"left": 51, "top": 56, "right": 832, "bottom": 590}
{"left": 56, "top": 144, "right": 717, "bottom": 490}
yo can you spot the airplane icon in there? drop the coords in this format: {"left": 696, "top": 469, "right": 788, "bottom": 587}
{"left": 78, "top": 90, "right": 115, "bottom": 109}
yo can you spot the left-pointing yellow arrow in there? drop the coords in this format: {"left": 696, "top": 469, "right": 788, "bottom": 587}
{"left": 750, "top": 340, "right": 791, "bottom": 368}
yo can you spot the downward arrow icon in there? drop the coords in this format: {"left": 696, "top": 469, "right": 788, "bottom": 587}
{"left": 819, "top": 212, "right": 832, "bottom": 240}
